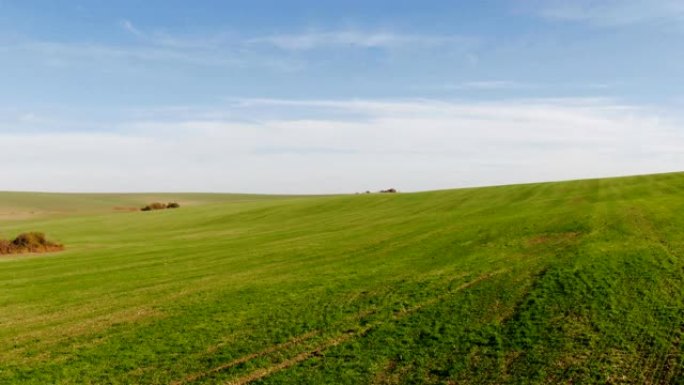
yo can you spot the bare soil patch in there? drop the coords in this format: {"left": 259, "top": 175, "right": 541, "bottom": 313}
{"left": 113, "top": 207, "right": 140, "bottom": 212}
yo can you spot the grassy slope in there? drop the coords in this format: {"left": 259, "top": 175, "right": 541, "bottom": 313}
{"left": 1, "top": 173, "right": 683, "bottom": 384}
{"left": 0, "top": 192, "right": 302, "bottom": 222}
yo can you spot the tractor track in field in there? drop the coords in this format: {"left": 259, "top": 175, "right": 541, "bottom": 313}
{"left": 172, "top": 269, "right": 505, "bottom": 385}
{"left": 223, "top": 270, "right": 504, "bottom": 385}
{"left": 170, "top": 330, "right": 322, "bottom": 385}
{"left": 224, "top": 329, "right": 365, "bottom": 385}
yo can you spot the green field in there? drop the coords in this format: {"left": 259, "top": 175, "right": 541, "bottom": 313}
{"left": 1, "top": 173, "right": 684, "bottom": 384}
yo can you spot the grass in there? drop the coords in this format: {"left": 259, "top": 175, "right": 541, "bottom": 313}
{"left": 1, "top": 173, "right": 683, "bottom": 384}
{"left": 0, "top": 192, "right": 304, "bottom": 221}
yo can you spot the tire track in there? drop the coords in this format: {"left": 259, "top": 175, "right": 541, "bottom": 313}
{"left": 171, "top": 272, "right": 474, "bottom": 385}
{"left": 220, "top": 269, "right": 506, "bottom": 385}
{"left": 170, "top": 330, "right": 321, "bottom": 385}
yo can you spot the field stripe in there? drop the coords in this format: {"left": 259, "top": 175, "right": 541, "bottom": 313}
{"left": 170, "top": 272, "right": 470, "bottom": 384}
{"left": 170, "top": 330, "right": 321, "bottom": 385}
{"left": 225, "top": 330, "right": 363, "bottom": 385}
{"left": 218, "top": 270, "right": 505, "bottom": 385}
{"left": 170, "top": 306, "right": 385, "bottom": 385}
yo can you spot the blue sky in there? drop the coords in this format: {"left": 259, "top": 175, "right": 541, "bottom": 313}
{"left": 1, "top": 0, "right": 683, "bottom": 192}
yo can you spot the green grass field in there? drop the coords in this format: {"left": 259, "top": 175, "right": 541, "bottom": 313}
{"left": 1, "top": 173, "right": 684, "bottom": 384}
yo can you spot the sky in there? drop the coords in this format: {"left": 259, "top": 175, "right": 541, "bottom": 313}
{"left": 1, "top": 0, "right": 683, "bottom": 193}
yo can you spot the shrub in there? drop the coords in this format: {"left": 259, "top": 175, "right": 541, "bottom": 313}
{"left": 380, "top": 188, "right": 398, "bottom": 193}
{"left": 0, "top": 239, "right": 11, "bottom": 254}
{"left": 12, "top": 232, "right": 48, "bottom": 248}
{"left": 0, "top": 232, "right": 63, "bottom": 255}
{"left": 141, "top": 202, "right": 181, "bottom": 211}
{"left": 149, "top": 202, "right": 167, "bottom": 210}
{"left": 141, "top": 202, "right": 168, "bottom": 211}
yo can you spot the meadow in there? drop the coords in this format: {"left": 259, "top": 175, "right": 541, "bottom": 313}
{"left": 1, "top": 173, "right": 683, "bottom": 384}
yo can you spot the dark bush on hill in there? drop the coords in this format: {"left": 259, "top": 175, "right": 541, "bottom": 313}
{"left": 167, "top": 202, "right": 180, "bottom": 209}
{"left": 12, "top": 232, "right": 47, "bottom": 248}
{"left": 0, "top": 239, "right": 11, "bottom": 254}
{"left": 380, "top": 188, "right": 398, "bottom": 193}
{"left": 0, "top": 232, "right": 63, "bottom": 255}
{"left": 141, "top": 202, "right": 168, "bottom": 211}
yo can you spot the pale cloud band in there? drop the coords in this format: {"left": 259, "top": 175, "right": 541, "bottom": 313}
{"left": 528, "top": 0, "right": 684, "bottom": 26}
{"left": 247, "top": 30, "right": 474, "bottom": 50}
{"left": 0, "top": 24, "right": 474, "bottom": 71}
{"left": 0, "top": 98, "right": 682, "bottom": 193}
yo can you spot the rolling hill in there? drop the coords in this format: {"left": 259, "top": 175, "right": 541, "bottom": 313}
{"left": 1, "top": 173, "right": 683, "bottom": 384}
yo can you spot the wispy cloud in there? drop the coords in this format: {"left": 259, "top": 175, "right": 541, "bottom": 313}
{"left": 437, "top": 81, "right": 535, "bottom": 91}
{"left": 1, "top": 19, "right": 246, "bottom": 70}
{"left": 118, "top": 19, "right": 227, "bottom": 49}
{"left": 418, "top": 81, "right": 615, "bottom": 93}
{"left": 6, "top": 40, "right": 241, "bottom": 67}
{"left": 248, "top": 30, "right": 474, "bottom": 50}
{"left": 4, "top": 24, "right": 467, "bottom": 72}
{"left": 2, "top": 98, "right": 682, "bottom": 193}
{"left": 528, "top": 0, "right": 684, "bottom": 26}
{"left": 118, "top": 21, "right": 470, "bottom": 53}
{"left": 119, "top": 19, "right": 144, "bottom": 38}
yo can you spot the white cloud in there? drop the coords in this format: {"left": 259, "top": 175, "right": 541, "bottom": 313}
{"left": 119, "top": 19, "right": 144, "bottom": 38}
{"left": 1, "top": 98, "right": 682, "bottom": 193}
{"left": 1, "top": 38, "right": 283, "bottom": 71}
{"left": 119, "top": 19, "right": 227, "bottom": 49}
{"left": 456, "top": 81, "right": 526, "bottom": 90}
{"left": 419, "top": 81, "right": 614, "bottom": 93}
{"left": 248, "top": 30, "right": 473, "bottom": 50}
{"left": 433, "top": 81, "right": 534, "bottom": 91}
{"left": 529, "top": 0, "right": 684, "bottom": 26}
{"left": 118, "top": 22, "right": 472, "bottom": 51}
{"left": 1, "top": 25, "right": 471, "bottom": 73}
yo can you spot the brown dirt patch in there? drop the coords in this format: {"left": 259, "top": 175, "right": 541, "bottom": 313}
{"left": 113, "top": 206, "right": 140, "bottom": 212}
